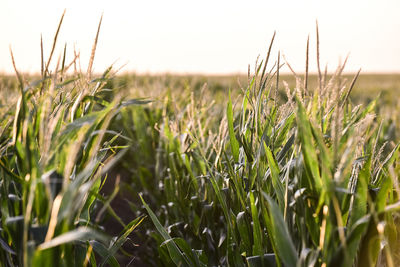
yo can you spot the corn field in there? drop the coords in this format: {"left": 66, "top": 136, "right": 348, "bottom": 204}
{"left": 0, "top": 14, "right": 399, "bottom": 267}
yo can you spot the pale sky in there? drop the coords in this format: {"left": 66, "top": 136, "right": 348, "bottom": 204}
{"left": 0, "top": 0, "right": 399, "bottom": 74}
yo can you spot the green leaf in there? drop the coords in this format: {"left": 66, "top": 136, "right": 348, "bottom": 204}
{"left": 227, "top": 91, "right": 240, "bottom": 162}
{"left": 91, "top": 240, "right": 119, "bottom": 267}
{"left": 375, "top": 177, "right": 392, "bottom": 212}
{"left": 100, "top": 216, "right": 145, "bottom": 267}
{"left": 295, "top": 97, "right": 322, "bottom": 192}
{"left": 140, "top": 195, "right": 191, "bottom": 267}
{"left": 345, "top": 159, "right": 369, "bottom": 264}
{"left": 264, "top": 144, "right": 284, "bottom": 208}
{"left": 237, "top": 211, "right": 251, "bottom": 254}
{"left": 38, "top": 227, "right": 109, "bottom": 250}
{"left": 263, "top": 194, "right": 298, "bottom": 267}
{"left": 250, "top": 192, "right": 263, "bottom": 256}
